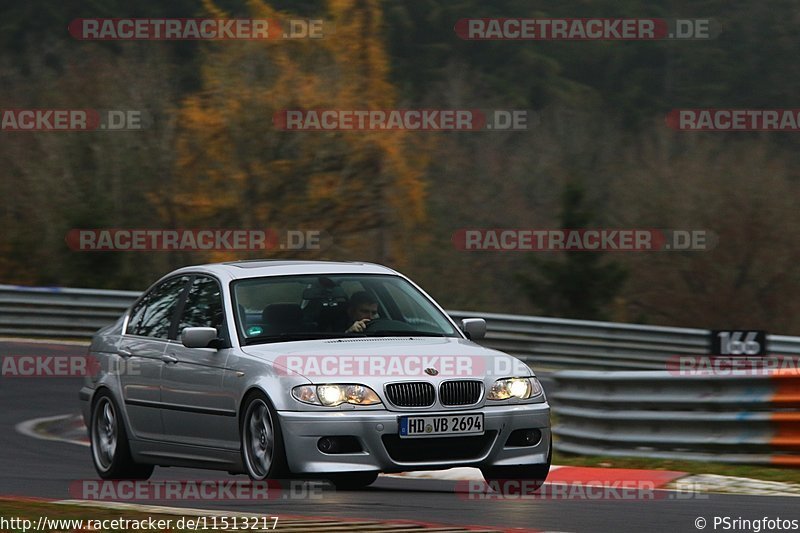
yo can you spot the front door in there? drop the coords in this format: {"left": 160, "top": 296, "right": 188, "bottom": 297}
{"left": 160, "top": 275, "right": 238, "bottom": 450}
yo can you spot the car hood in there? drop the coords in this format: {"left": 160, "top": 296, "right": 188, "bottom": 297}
{"left": 240, "top": 336, "right": 532, "bottom": 383}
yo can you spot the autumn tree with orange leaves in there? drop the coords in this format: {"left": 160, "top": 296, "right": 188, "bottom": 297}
{"left": 164, "top": 0, "right": 428, "bottom": 266}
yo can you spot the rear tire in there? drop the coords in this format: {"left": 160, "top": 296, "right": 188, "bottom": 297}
{"left": 90, "top": 391, "right": 154, "bottom": 480}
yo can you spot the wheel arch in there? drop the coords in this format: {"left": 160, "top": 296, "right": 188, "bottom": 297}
{"left": 89, "top": 385, "right": 136, "bottom": 441}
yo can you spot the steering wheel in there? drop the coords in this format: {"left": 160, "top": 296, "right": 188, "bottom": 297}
{"left": 363, "top": 318, "right": 414, "bottom": 333}
{"left": 362, "top": 318, "right": 386, "bottom": 330}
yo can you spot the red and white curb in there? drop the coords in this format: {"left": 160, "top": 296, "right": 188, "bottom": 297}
{"left": 671, "top": 474, "right": 800, "bottom": 497}
{"left": 16, "top": 414, "right": 90, "bottom": 447}
{"left": 384, "top": 467, "right": 800, "bottom": 497}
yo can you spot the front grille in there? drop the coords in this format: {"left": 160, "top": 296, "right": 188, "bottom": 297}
{"left": 439, "top": 380, "right": 483, "bottom": 406}
{"left": 382, "top": 431, "right": 497, "bottom": 462}
{"left": 385, "top": 382, "right": 435, "bottom": 408}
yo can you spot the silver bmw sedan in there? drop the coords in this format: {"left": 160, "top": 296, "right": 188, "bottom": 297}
{"left": 80, "top": 260, "right": 551, "bottom": 489}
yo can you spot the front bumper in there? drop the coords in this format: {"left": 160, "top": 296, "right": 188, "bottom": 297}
{"left": 277, "top": 402, "right": 550, "bottom": 474}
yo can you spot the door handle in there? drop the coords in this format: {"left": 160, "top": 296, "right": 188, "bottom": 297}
{"left": 161, "top": 354, "right": 179, "bottom": 364}
{"left": 118, "top": 348, "right": 133, "bottom": 358}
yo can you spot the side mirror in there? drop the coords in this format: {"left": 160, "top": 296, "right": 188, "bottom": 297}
{"left": 460, "top": 318, "right": 486, "bottom": 340}
{"left": 181, "top": 327, "right": 220, "bottom": 349}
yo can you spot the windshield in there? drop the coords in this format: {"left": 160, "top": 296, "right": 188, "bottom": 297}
{"left": 231, "top": 274, "right": 459, "bottom": 344}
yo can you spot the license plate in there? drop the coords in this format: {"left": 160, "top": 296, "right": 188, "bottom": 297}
{"left": 399, "top": 413, "right": 484, "bottom": 438}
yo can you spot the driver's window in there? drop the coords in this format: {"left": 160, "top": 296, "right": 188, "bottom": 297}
{"left": 176, "top": 276, "right": 224, "bottom": 339}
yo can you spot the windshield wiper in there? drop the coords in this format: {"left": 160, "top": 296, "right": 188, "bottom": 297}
{"left": 243, "top": 332, "right": 360, "bottom": 345}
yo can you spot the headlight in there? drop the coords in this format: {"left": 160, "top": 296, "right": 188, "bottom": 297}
{"left": 292, "top": 384, "right": 382, "bottom": 407}
{"left": 486, "top": 377, "right": 542, "bottom": 400}
{"left": 318, "top": 385, "right": 345, "bottom": 406}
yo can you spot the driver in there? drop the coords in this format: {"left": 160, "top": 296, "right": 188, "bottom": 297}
{"left": 345, "top": 291, "right": 379, "bottom": 333}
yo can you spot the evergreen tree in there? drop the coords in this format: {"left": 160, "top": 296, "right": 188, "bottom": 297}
{"left": 517, "top": 182, "right": 627, "bottom": 320}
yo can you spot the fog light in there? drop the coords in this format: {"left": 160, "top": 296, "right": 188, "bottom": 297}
{"left": 318, "top": 437, "right": 335, "bottom": 453}
{"left": 317, "top": 436, "right": 363, "bottom": 454}
{"left": 506, "top": 428, "right": 542, "bottom": 447}
{"left": 523, "top": 429, "right": 541, "bottom": 444}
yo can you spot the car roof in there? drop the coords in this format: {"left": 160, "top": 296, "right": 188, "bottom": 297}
{"left": 168, "top": 260, "right": 401, "bottom": 281}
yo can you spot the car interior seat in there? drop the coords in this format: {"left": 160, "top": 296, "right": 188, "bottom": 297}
{"left": 261, "top": 303, "right": 303, "bottom": 335}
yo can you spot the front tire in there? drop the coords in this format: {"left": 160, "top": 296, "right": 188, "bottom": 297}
{"left": 241, "top": 392, "right": 288, "bottom": 481}
{"left": 90, "top": 391, "right": 154, "bottom": 480}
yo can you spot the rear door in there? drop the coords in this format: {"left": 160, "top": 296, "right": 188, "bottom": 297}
{"left": 118, "top": 275, "right": 190, "bottom": 440}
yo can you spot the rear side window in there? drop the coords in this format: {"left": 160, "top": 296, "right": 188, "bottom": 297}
{"left": 126, "top": 297, "right": 148, "bottom": 335}
{"left": 128, "top": 276, "right": 189, "bottom": 339}
{"left": 177, "top": 276, "right": 224, "bottom": 337}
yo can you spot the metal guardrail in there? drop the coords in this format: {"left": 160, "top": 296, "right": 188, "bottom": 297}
{"left": 551, "top": 370, "right": 800, "bottom": 466}
{"left": 448, "top": 311, "right": 711, "bottom": 370}
{"left": 0, "top": 285, "right": 139, "bottom": 339}
{"left": 1, "top": 284, "right": 799, "bottom": 370}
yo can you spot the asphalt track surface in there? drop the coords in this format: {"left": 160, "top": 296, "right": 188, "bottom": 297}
{"left": 0, "top": 341, "right": 796, "bottom": 533}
